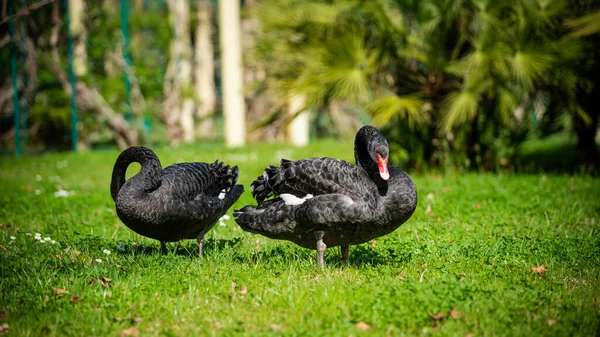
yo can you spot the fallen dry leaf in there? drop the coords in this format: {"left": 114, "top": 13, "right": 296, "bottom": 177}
{"left": 370, "top": 239, "right": 377, "bottom": 248}
{"left": 354, "top": 321, "right": 372, "bottom": 331}
{"left": 239, "top": 285, "right": 248, "bottom": 295}
{"left": 269, "top": 324, "right": 283, "bottom": 332}
{"left": 231, "top": 281, "right": 237, "bottom": 295}
{"left": 428, "top": 312, "right": 447, "bottom": 321}
{"left": 466, "top": 334, "right": 473, "bottom": 337}
{"left": 442, "top": 187, "right": 451, "bottom": 192}
{"left": 133, "top": 317, "right": 142, "bottom": 324}
{"left": 88, "top": 278, "right": 96, "bottom": 286}
{"left": 450, "top": 309, "right": 462, "bottom": 319}
{"left": 459, "top": 272, "right": 467, "bottom": 278}
{"left": 69, "top": 295, "right": 82, "bottom": 303}
{"left": 0, "top": 323, "right": 8, "bottom": 335}
{"left": 114, "top": 264, "right": 127, "bottom": 272}
{"left": 425, "top": 204, "right": 433, "bottom": 215}
{"left": 99, "top": 276, "right": 112, "bottom": 287}
{"left": 475, "top": 203, "right": 482, "bottom": 209}
{"left": 531, "top": 265, "right": 547, "bottom": 277}
{"left": 0, "top": 312, "right": 6, "bottom": 321}
{"left": 426, "top": 193, "right": 435, "bottom": 200}
{"left": 0, "top": 224, "right": 9, "bottom": 230}
{"left": 547, "top": 319, "right": 557, "bottom": 326}
{"left": 51, "top": 287, "right": 69, "bottom": 296}
{"left": 120, "top": 327, "right": 139, "bottom": 337}
{"left": 499, "top": 158, "right": 508, "bottom": 166}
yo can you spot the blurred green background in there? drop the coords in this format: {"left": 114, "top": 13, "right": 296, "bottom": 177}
{"left": 1, "top": 0, "right": 599, "bottom": 173}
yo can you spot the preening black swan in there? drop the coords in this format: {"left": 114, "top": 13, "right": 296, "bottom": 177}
{"left": 233, "top": 126, "right": 417, "bottom": 268}
{"left": 110, "top": 146, "right": 244, "bottom": 256}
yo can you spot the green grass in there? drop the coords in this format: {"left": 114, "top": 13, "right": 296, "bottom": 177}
{"left": 1, "top": 141, "right": 599, "bottom": 336}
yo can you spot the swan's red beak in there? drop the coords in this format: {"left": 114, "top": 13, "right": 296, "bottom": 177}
{"left": 377, "top": 154, "right": 389, "bottom": 180}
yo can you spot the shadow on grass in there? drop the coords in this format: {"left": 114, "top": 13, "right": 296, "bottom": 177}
{"left": 232, "top": 241, "right": 414, "bottom": 268}
{"left": 110, "top": 237, "right": 243, "bottom": 258}
{"left": 345, "top": 244, "right": 414, "bottom": 267}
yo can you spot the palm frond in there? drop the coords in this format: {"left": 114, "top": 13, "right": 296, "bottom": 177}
{"left": 566, "top": 9, "right": 600, "bottom": 37}
{"left": 441, "top": 90, "right": 480, "bottom": 131}
{"left": 367, "top": 93, "right": 425, "bottom": 126}
{"left": 511, "top": 48, "right": 555, "bottom": 90}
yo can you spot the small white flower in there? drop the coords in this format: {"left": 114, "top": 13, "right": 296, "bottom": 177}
{"left": 39, "top": 240, "right": 45, "bottom": 244}
{"left": 26, "top": 233, "right": 32, "bottom": 237}
{"left": 34, "top": 233, "right": 42, "bottom": 240}
{"left": 34, "top": 189, "right": 41, "bottom": 195}
{"left": 219, "top": 221, "right": 226, "bottom": 227}
{"left": 103, "top": 249, "right": 111, "bottom": 255}
{"left": 10, "top": 236, "right": 16, "bottom": 240}
{"left": 223, "top": 215, "right": 231, "bottom": 220}
{"left": 35, "top": 175, "right": 42, "bottom": 181}
{"left": 54, "top": 189, "right": 71, "bottom": 198}
{"left": 51, "top": 240, "right": 57, "bottom": 244}
{"left": 44, "top": 237, "right": 51, "bottom": 241}
{"left": 95, "top": 258, "right": 103, "bottom": 263}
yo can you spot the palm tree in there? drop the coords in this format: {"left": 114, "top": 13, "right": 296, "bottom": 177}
{"left": 250, "top": 0, "right": 597, "bottom": 170}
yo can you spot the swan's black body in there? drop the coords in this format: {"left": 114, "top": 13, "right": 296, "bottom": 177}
{"left": 110, "top": 146, "right": 243, "bottom": 255}
{"left": 234, "top": 126, "right": 417, "bottom": 267}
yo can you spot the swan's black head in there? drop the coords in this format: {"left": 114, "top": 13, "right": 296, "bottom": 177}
{"left": 354, "top": 126, "right": 390, "bottom": 181}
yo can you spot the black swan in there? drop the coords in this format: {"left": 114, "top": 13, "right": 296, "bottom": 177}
{"left": 233, "top": 126, "right": 417, "bottom": 268}
{"left": 110, "top": 146, "right": 243, "bottom": 256}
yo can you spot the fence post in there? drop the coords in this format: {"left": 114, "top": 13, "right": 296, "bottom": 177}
{"left": 9, "top": 3, "right": 21, "bottom": 156}
{"left": 121, "top": 0, "right": 132, "bottom": 122}
{"left": 66, "top": 0, "right": 79, "bottom": 152}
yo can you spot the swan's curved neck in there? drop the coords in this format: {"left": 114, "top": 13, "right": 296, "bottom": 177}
{"left": 110, "top": 147, "right": 162, "bottom": 202}
{"left": 354, "top": 128, "right": 379, "bottom": 175}
{"left": 354, "top": 126, "right": 389, "bottom": 195}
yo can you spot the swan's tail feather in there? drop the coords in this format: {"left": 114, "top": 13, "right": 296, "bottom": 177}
{"left": 210, "top": 160, "right": 240, "bottom": 192}
{"left": 251, "top": 164, "right": 286, "bottom": 204}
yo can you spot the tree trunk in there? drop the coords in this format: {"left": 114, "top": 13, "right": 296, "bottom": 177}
{"left": 194, "top": 0, "right": 216, "bottom": 139}
{"left": 68, "top": 0, "right": 87, "bottom": 76}
{"left": 287, "top": 94, "right": 309, "bottom": 146}
{"left": 164, "top": 0, "right": 194, "bottom": 145}
{"left": 47, "top": 5, "right": 137, "bottom": 150}
{"left": 219, "top": 0, "right": 246, "bottom": 147}
{"left": 466, "top": 115, "right": 480, "bottom": 171}
{"left": 575, "top": 84, "right": 600, "bottom": 172}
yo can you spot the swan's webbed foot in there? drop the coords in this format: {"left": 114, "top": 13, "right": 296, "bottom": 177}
{"left": 315, "top": 231, "right": 326, "bottom": 269}
{"left": 341, "top": 245, "right": 349, "bottom": 265}
{"left": 197, "top": 231, "right": 205, "bottom": 257}
{"left": 160, "top": 241, "right": 167, "bottom": 254}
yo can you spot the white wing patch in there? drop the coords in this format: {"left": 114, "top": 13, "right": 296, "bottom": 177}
{"left": 281, "top": 193, "right": 314, "bottom": 205}
{"left": 218, "top": 189, "right": 226, "bottom": 200}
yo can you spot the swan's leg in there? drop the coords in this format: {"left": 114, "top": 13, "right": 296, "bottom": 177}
{"left": 160, "top": 241, "right": 167, "bottom": 254}
{"left": 197, "top": 231, "right": 205, "bottom": 257}
{"left": 341, "top": 245, "right": 349, "bottom": 265}
{"left": 315, "top": 231, "right": 326, "bottom": 269}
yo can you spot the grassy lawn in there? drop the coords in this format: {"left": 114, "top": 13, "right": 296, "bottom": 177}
{"left": 1, "top": 141, "right": 599, "bottom": 336}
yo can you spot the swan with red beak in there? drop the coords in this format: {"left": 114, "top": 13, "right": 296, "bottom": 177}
{"left": 234, "top": 125, "right": 417, "bottom": 269}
